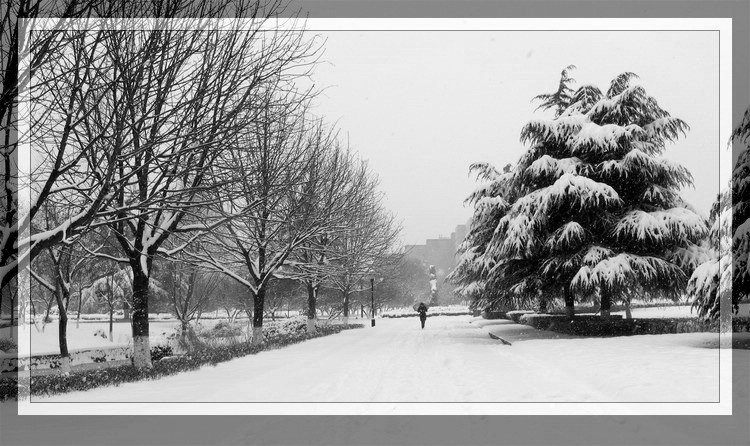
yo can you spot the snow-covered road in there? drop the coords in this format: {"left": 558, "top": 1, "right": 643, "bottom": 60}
{"left": 35, "top": 315, "right": 721, "bottom": 403}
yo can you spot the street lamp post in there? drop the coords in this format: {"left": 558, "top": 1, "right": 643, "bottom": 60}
{"left": 370, "top": 278, "right": 375, "bottom": 327}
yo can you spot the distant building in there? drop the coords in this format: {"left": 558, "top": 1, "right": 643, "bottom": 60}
{"left": 405, "top": 223, "right": 469, "bottom": 278}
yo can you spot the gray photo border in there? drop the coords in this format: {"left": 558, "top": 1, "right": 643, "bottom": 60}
{"left": 2, "top": 1, "right": 748, "bottom": 445}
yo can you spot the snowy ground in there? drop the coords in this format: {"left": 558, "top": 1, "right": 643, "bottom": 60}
{"left": 1, "top": 320, "right": 181, "bottom": 355}
{"left": 2, "top": 317, "right": 316, "bottom": 355}
{"left": 4, "top": 303, "right": 747, "bottom": 356}
{"left": 35, "top": 314, "right": 722, "bottom": 403}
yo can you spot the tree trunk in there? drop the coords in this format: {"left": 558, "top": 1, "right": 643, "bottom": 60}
{"left": 342, "top": 291, "right": 350, "bottom": 326}
{"left": 600, "top": 290, "right": 611, "bottom": 319}
{"left": 306, "top": 283, "right": 317, "bottom": 333}
{"left": 252, "top": 287, "right": 265, "bottom": 346}
{"left": 123, "top": 301, "right": 130, "bottom": 321}
{"left": 564, "top": 287, "right": 575, "bottom": 318}
{"left": 9, "top": 290, "right": 14, "bottom": 339}
{"left": 538, "top": 295, "right": 548, "bottom": 314}
{"left": 55, "top": 285, "right": 71, "bottom": 374}
{"left": 76, "top": 283, "right": 82, "bottom": 329}
{"left": 180, "top": 319, "right": 195, "bottom": 350}
{"left": 109, "top": 305, "right": 114, "bottom": 342}
{"left": 131, "top": 268, "right": 152, "bottom": 369}
{"left": 624, "top": 299, "right": 632, "bottom": 320}
{"left": 42, "top": 297, "right": 53, "bottom": 329}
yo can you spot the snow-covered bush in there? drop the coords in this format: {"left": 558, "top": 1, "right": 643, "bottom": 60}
{"left": 261, "top": 317, "right": 307, "bottom": 341}
{"left": 506, "top": 310, "right": 535, "bottom": 323}
{"left": 0, "top": 337, "right": 17, "bottom": 353}
{"left": 202, "top": 320, "right": 244, "bottom": 339}
{"left": 150, "top": 345, "right": 174, "bottom": 362}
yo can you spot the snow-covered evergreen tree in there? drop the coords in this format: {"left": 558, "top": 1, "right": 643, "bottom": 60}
{"left": 449, "top": 163, "right": 515, "bottom": 311}
{"left": 687, "top": 190, "right": 731, "bottom": 320}
{"left": 475, "top": 70, "right": 707, "bottom": 316}
{"left": 732, "top": 108, "right": 750, "bottom": 309}
{"left": 690, "top": 106, "right": 750, "bottom": 319}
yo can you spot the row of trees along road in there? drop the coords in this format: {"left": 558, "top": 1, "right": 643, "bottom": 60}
{"left": 451, "top": 66, "right": 727, "bottom": 319}
{"left": 6, "top": 1, "right": 402, "bottom": 370}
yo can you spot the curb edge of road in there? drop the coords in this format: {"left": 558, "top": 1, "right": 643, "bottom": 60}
{"left": 488, "top": 332, "right": 513, "bottom": 345}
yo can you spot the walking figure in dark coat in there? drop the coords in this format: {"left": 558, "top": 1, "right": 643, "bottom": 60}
{"left": 417, "top": 302, "right": 428, "bottom": 329}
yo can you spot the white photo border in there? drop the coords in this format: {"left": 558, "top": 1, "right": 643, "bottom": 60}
{"left": 17, "top": 17, "right": 733, "bottom": 416}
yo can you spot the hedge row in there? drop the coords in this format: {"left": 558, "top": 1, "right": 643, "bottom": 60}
{"left": 517, "top": 314, "right": 720, "bottom": 337}
{"left": 1, "top": 323, "right": 363, "bottom": 401}
{"left": 506, "top": 311, "right": 535, "bottom": 323}
{"left": 732, "top": 317, "right": 750, "bottom": 332}
{"left": 481, "top": 311, "right": 508, "bottom": 320}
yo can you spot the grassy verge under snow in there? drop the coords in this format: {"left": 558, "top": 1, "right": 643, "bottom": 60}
{"left": 1, "top": 321, "right": 363, "bottom": 401}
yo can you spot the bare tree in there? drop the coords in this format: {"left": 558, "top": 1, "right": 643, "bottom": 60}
{"left": 289, "top": 147, "right": 383, "bottom": 332}
{"left": 1, "top": 0, "right": 108, "bottom": 290}
{"left": 212, "top": 276, "right": 246, "bottom": 324}
{"left": 13, "top": 2, "right": 319, "bottom": 371}
{"left": 31, "top": 245, "right": 95, "bottom": 372}
{"left": 191, "top": 99, "right": 357, "bottom": 344}
{"left": 69, "top": 15, "right": 320, "bottom": 367}
{"left": 158, "top": 259, "right": 220, "bottom": 347}
{"left": 328, "top": 193, "right": 402, "bottom": 325}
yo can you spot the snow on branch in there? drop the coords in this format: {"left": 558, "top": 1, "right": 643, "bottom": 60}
{"left": 734, "top": 217, "right": 750, "bottom": 285}
{"left": 520, "top": 115, "right": 586, "bottom": 147}
{"left": 670, "top": 243, "right": 712, "bottom": 271}
{"left": 686, "top": 258, "right": 724, "bottom": 319}
{"left": 544, "top": 221, "right": 589, "bottom": 252}
{"left": 606, "top": 72, "right": 639, "bottom": 98}
{"left": 525, "top": 155, "right": 582, "bottom": 180}
{"left": 613, "top": 208, "right": 707, "bottom": 245}
{"left": 571, "top": 122, "right": 647, "bottom": 155}
{"left": 571, "top": 252, "right": 687, "bottom": 296}
{"left": 494, "top": 213, "right": 538, "bottom": 258}
{"left": 581, "top": 246, "right": 615, "bottom": 266}
{"left": 644, "top": 117, "right": 689, "bottom": 143}
{"left": 527, "top": 173, "right": 621, "bottom": 214}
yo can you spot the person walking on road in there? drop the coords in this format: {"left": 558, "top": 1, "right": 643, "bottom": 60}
{"left": 417, "top": 302, "right": 428, "bottom": 329}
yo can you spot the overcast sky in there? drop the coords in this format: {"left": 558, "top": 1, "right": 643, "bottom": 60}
{"left": 308, "top": 30, "right": 720, "bottom": 246}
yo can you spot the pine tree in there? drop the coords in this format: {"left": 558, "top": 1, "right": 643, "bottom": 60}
{"left": 480, "top": 69, "right": 707, "bottom": 317}
{"left": 450, "top": 163, "right": 515, "bottom": 311}
{"left": 686, "top": 190, "right": 730, "bottom": 320}
{"left": 732, "top": 108, "right": 750, "bottom": 308}
{"left": 690, "top": 106, "right": 750, "bottom": 319}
